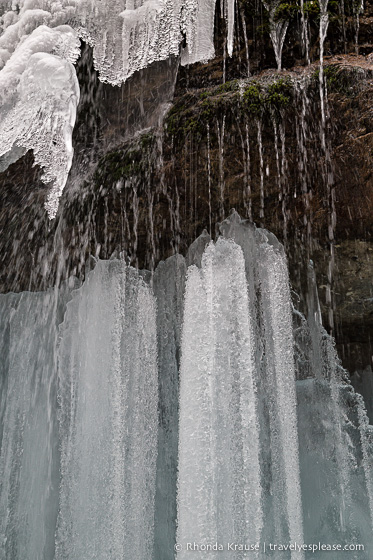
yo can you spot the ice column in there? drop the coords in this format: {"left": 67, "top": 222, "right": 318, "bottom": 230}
{"left": 0, "top": 288, "right": 71, "bottom": 560}
{"left": 258, "top": 237, "right": 304, "bottom": 559}
{"left": 153, "top": 255, "right": 186, "bottom": 560}
{"left": 56, "top": 260, "right": 158, "bottom": 560}
{"left": 177, "top": 238, "right": 263, "bottom": 558}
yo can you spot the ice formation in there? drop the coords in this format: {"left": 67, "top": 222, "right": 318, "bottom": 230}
{"left": 177, "top": 237, "right": 263, "bottom": 558}
{"left": 0, "top": 215, "right": 373, "bottom": 558}
{"left": 0, "top": 22, "right": 80, "bottom": 218}
{"left": 56, "top": 261, "right": 158, "bottom": 560}
{"left": 0, "top": 0, "right": 235, "bottom": 216}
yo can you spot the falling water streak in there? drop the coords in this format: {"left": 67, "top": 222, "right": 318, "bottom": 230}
{"left": 240, "top": 8, "right": 251, "bottom": 76}
{"left": 104, "top": 196, "right": 109, "bottom": 257}
{"left": 340, "top": 0, "right": 347, "bottom": 53}
{"left": 207, "top": 124, "right": 212, "bottom": 236}
{"left": 279, "top": 120, "right": 288, "bottom": 247}
{"left": 300, "top": 0, "right": 310, "bottom": 64}
{"left": 306, "top": 261, "right": 324, "bottom": 378}
{"left": 272, "top": 115, "right": 281, "bottom": 194}
{"left": 236, "top": 118, "right": 252, "bottom": 220}
{"left": 196, "top": 139, "right": 199, "bottom": 239}
{"left": 257, "top": 119, "right": 264, "bottom": 225}
{"left": 216, "top": 116, "right": 226, "bottom": 219}
{"left": 223, "top": 37, "right": 227, "bottom": 84}
{"left": 245, "top": 122, "right": 252, "bottom": 220}
{"left": 194, "top": 137, "right": 198, "bottom": 239}
{"left": 235, "top": 0, "right": 241, "bottom": 68}
{"left": 184, "top": 142, "right": 188, "bottom": 232}
{"left": 319, "top": 1, "right": 329, "bottom": 153}
{"left": 147, "top": 186, "right": 156, "bottom": 271}
{"left": 123, "top": 195, "right": 131, "bottom": 260}
{"left": 132, "top": 185, "right": 139, "bottom": 268}
{"left": 175, "top": 184, "right": 181, "bottom": 255}
{"left": 295, "top": 80, "right": 312, "bottom": 259}
{"left": 318, "top": 0, "right": 336, "bottom": 333}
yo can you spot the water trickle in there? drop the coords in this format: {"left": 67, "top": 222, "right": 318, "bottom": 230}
{"left": 257, "top": 119, "right": 264, "bottom": 225}
{"left": 216, "top": 115, "right": 226, "bottom": 220}
{"left": 207, "top": 123, "right": 213, "bottom": 235}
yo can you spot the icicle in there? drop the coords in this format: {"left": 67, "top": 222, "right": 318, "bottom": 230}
{"left": 356, "top": 396, "right": 373, "bottom": 533}
{"left": 225, "top": 0, "right": 235, "bottom": 57}
{"left": 0, "top": 25, "right": 80, "bottom": 218}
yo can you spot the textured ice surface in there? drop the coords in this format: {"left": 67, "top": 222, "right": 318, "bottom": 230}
{"left": 153, "top": 254, "right": 186, "bottom": 560}
{"left": 0, "top": 23, "right": 80, "bottom": 218}
{"left": 0, "top": 284, "right": 75, "bottom": 560}
{"left": 0, "top": 0, "right": 235, "bottom": 215}
{"left": 176, "top": 212, "right": 373, "bottom": 559}
{"left": 177, "top": 237, "right": 263, "bottom": 558}
{"left": 56, "top": 261, "right": 158, "bottom": 560}
{"left": 1, "top": 217, "right": 373, "bottom": 559}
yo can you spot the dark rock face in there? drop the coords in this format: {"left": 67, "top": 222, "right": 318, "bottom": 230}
{"left": 1, "top": 8, "right": 373, "bottom": 382}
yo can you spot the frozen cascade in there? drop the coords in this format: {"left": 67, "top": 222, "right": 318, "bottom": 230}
{"left": 176, "top": 212, "right": 373, "bottom": 559}
{"left": 0, "top": 214, "right": 373, "bottom": 558}
{"left": 56, "top": 260, "right": 158, "bottom": 560}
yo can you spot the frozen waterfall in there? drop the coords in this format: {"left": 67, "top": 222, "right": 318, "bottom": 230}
{"left": 0, "top": 214, "right": 373, "bottom": 559}
{"left": 0, "top": 0, "right": 234, "bottom": 216}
